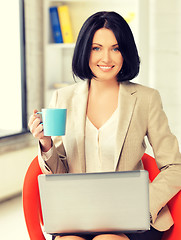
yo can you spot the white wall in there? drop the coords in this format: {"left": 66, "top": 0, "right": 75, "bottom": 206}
{"left": 149, "top": 0, "right": 181, "bottom": 148}
{"left": 0, "top": 144, "right": 37, "bottom": 201}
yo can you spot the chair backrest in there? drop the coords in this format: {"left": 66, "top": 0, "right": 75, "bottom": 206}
{"left": 23, "top": 154, "right": 181, "bottom": 240}
{"left": 23, "top": 156, "right": 45, "bottom": 240}
{"left": 142, "top": 153, "right": 181, "bottom": 240}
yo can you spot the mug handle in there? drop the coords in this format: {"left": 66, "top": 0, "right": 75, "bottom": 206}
{"left": 36, "top": 112, "right": 43, "bottom": 125}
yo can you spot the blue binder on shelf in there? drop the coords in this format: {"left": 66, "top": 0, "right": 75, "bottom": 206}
{"left": 49, "top": 7, "right": 63, "bottom": 43}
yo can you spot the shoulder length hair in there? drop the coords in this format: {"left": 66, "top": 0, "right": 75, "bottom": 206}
{"left": 72, "top": 11, "right": 140, "bottom": 82}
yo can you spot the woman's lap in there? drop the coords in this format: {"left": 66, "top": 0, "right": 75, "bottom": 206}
{"left": 52, "top": 226, "right": 164, "bottom": 240}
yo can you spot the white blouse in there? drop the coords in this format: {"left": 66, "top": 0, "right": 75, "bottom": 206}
{"left": 85, "top": 109, "right": 118, "bottom": 173}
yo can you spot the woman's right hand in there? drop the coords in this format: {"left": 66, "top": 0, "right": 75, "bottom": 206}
{"left": 28, "top": 109, "right": 52, "bottom": 152}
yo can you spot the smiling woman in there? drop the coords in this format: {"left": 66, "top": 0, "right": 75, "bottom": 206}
{"left": 0, "top": 0, "right": 27, "bottom": 138}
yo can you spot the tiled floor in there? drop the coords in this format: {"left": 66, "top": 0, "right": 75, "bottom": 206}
{"left": 0, "top": 194, "right": 51, "bottom": 240}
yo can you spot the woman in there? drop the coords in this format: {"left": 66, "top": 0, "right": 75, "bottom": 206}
{"left": 29, "top": 11, "right": 181, "bottom": 240}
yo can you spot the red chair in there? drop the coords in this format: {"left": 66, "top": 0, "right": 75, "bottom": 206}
{"left": 23, "top": 154, "right": 181, "bottom": 240}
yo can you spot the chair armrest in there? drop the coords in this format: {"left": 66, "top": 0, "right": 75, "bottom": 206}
{"left": 23, "top": 156, "right": 45, "bottom": 240}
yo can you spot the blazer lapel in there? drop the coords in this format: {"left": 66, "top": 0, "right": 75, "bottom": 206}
{"left": 114, "top": 82, "right": 137, "bottom": 170}
{"left": 72, "top": 81, "right": 89, "bottom": 172}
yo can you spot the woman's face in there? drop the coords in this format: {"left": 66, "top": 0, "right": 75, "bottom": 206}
{"left": 89, "top": 28, "right": 123, "bottom": 83}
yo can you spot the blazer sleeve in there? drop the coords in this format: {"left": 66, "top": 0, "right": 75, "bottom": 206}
{"left": 147, "top": 90, "right": 181, "bottom": 223}
{"left": 38, "top": 90, "right": 69, "bottom": 174}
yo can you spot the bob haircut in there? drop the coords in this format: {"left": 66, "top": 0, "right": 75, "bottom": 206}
{"left": 72, "top": 11, "right": 140, "bottom": 82}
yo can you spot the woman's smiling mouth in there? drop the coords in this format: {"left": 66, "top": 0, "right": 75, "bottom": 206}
{"left": 98, "top": 65, "right": 114, "bottom": 71}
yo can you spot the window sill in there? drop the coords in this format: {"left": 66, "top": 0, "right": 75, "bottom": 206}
{"left": 0, "top": 132, "right": 37, "bottom": 155}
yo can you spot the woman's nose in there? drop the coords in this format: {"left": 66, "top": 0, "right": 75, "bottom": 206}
{"left": 102, "top": 50, "right": 111, "bottom": 63}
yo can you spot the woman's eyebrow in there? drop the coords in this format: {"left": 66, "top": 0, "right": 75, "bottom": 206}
{"left": 92, "top": 43, "right": 119, "bottom": 47}
{"left": 92, "top": 43, "right": 102, "bottom": 46}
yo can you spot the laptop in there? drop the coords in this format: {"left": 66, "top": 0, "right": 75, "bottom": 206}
{"left": 38, "top": 170, "right": 150, "bottom": 235}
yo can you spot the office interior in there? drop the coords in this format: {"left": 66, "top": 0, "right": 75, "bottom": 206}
{"left": 0, "top": 0, "right": 181, "bottom": 239}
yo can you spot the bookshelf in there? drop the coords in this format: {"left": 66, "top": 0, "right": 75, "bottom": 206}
{"left": 43, "top": 0, "right": 139, "bottom": 106}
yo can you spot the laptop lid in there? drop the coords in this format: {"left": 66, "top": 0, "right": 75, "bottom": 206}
{"left": 38, "top": 170, "right": 150, "bottom": 235}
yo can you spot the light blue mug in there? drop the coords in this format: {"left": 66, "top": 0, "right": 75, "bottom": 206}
{"left": 38, "top": 108, "right": 67, "bottom": 136}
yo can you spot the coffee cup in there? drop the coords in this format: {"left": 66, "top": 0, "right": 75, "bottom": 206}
{"left": 37, "top": 108, "right": 67, "bottom": 136}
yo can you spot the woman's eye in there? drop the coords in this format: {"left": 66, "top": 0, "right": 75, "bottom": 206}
{"left": 92, "top": 47, "right": 100, "bottom": 51}
{"left": 113, "top": 47, "right": 119, "bottom": 52}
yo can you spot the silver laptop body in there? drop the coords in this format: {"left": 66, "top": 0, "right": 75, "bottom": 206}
{"left": 38, "top": 170, "right": 150, "bottom": 235}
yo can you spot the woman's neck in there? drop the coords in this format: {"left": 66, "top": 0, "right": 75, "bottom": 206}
{"left": 89, "top": 78, "right": 119, "bottom": 93}
{"left": 87, "top": 78, "right": 119, "bottom": 129}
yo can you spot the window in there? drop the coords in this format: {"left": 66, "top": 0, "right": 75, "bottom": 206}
{"left": 0, "top": 0, "right": 27, "bottom": 138}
